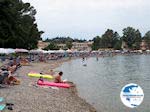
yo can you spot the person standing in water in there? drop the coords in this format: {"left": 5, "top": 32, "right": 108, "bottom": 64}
{"left": 96, "top": 56, "right": 99, "bottom": 61}
{"left": 82, "top": 56, "right": 85, "bottom": 62}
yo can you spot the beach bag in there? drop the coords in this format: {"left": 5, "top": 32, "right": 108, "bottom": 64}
{"left": 8, "top": 76, "right": 20, "bottom": 85}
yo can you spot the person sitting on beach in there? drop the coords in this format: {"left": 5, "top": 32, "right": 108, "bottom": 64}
{"left": 54, "top": 71, "right": 64, "bottom": 83}
{"left": 13, "top": 58, "right": 21, "bottom": 68}
{"left": 48, "top": 69, "right": 55, "bottom": 76}
{"left": 0, "top": 67, "right": 20, "bottom": 85}
{"left": 7, "top": 64, "right": 17, "bottom": 74}
{"left": 20, "top": 57, "right": 30, "bottom": 65}
{"left": 0, "top": 67, "right": 10, "bottom": 84}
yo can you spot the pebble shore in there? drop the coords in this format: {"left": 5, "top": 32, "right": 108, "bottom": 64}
{"left": 0, "top": 58, "right": 96, "bottom": 112}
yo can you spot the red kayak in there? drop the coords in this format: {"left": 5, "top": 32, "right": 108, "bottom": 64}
{"left": 37, "top": 80, "right": 71, "bottom": 88}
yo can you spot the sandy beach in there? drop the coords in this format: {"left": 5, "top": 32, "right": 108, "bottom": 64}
{"left": 0, "top": 58, "right": 96, "bottom": 112}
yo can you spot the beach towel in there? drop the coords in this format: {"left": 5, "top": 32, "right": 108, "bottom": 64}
{"left": 0, "top": 104, "right": 6, "bottom": 111}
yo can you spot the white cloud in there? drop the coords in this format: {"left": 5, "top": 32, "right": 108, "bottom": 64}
{"left": 23, "top": 0, "right": 150, "bottom": 39}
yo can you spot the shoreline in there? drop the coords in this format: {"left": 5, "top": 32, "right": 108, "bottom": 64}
{"left": 0, "top": 57, "right": 96, "bottom": 112}
{"left": 41, "top": 57, "right": 97, "bottom": 112}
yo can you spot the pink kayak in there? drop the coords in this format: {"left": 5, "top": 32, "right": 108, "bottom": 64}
{"left": 37, "top": 80, "right": 71, "bottom": 88}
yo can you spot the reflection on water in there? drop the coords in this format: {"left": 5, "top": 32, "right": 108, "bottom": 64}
{"left": 56, "top": 55, "right": 150, "bottom": 112}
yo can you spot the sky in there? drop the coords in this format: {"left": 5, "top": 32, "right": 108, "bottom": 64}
{"left": 23, "top": 0, "right": 150, "bottom": 40}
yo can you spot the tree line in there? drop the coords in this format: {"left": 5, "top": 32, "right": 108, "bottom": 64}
{"left": 47, "top": 27, "right": 150, "bottom": 51}
{"left": 0, "top": 0, "right": 43, "bottom": 49}
{"left": 92, "top": 27, "right": 150, "bottom": 50}
{"left": 44, "top": 37, "right": 86, "bottom": 50}
{"left": 1, "top": 1, "right": 150, "bottom": 51}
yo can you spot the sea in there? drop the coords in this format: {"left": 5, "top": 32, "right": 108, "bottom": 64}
{"left": 56, "top": 55, "right": 150, "bottom": 112}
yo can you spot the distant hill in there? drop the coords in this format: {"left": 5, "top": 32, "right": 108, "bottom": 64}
{"left": 44, "top": 37, "right": 86, "bottom": 44}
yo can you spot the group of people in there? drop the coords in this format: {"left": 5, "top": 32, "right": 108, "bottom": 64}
{"left": 0, "top": 59, "right": 21, "bottom": 87}
{"left": 0, "top": 56, "right": 67, "bottom": 87}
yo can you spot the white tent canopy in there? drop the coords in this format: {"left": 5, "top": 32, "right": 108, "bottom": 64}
{"left": 29, "top": 49, "right": 60, "bottom": 54}
{"left": 66, "top": 49, "right": 72, "bottom": 53}
{"left": 0, "top": 48, "right": 8, "bottom": 54}
{"left": 29, "top": 49, "right": 44, "bottom": 53}
{"left": 58, "top": 49, "right": 65, "bottom": 53}
{"left": 15, "top": 48, "right": 28, "bottom": 53}
{"left": 0, "top": 48, "right": 15, "bottom": 54}
{"left": 46, "top": 50, "right": 56, "bottom": 54}
{"left": 7, "top": 48, "right": 15, "bottom": 54}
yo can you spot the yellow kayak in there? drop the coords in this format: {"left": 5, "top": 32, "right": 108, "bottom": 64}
{"left": 28, "top": 72, "right": 54, "bottom": 79}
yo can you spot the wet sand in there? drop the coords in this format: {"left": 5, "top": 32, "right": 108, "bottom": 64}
{"left": 0, "top": 58, "right": 96, "bottom": 112}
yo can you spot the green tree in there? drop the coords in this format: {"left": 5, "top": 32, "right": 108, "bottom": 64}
{"left": 143, "top": 31, "right": 150, "bottom": 49}
{"left": 44, "top": 42, "right": 59, "bottom": 50}
{"left": 66, "top": 41, "right": 72, "bottom": 49}
{"left": 92, "top": 30, "right": 120, "bottom": 50}
{"left": 101, "top": 29, "right": 120, "bottom": 48}
{"left": 101, "top": 29, "right": 114, "bottom": 48}
{"left": 122, "top": 27, "right": 142, "bottom": 49}
{"left": 112, "top": 32, "right": 120, "bottom": 49}
{"left": 133, "top": 29, "right": 142, "bottom": 49}
{"left": 91, "top": 36, "right": 101, "bottom": 50}
{"left": 44, "top": 37, "right": 73, "bottom": 44}
{"left": 113, "top": 40, "right": 122, "bottom": 50}
{"left": 0, "top": 0, "right": 43, "bottom": 49}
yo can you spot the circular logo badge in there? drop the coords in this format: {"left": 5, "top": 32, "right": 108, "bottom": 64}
{"left": 120, "top": 83, "right": 144, "bottom": 108}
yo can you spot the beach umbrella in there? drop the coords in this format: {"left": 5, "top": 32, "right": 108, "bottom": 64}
{"left": 6, "top": 48, "right": 15, "bottom": 54}
{"left": 0, "top": 48, "right": 15, "bottom": 54}
{"left": 36, "top": 49, "right": 44, "bottom": 53}
{"left": 15, "top": 48, "right": 28, "bottom": 53}
{"left": 58, "top": 49, "right": 65, "bottom": 53}
{"left": 138, "top": 50, "right": 142, "bottom": 53}
{"left": 66, "top": 49, "right": 72, "bottom": 53}
{"left": 47, "top": 50, "right": 55, "bottom": 54}
{"left": 43, "top": 50, "right": 49, "bottom": 54}
{"left": 115, "top": 50, "right": 121, "bottom": 53}
{"left": 29, "top": 49, "right": 39, "bottom": 53}
{"left": 92, "top": 50, "right": 98, "bottom": 53}
{"left": 49, "top": 50, "right": 60, "bottom": 54}
{"left": 29, "top": 49, "right": 44, "bottom": 53}
{"left": 0, "top": 48, "right": 7, "bottom": 54}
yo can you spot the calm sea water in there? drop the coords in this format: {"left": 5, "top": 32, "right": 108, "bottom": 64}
{"left": 56, "top": 55, "right": 150, "bottom": 112}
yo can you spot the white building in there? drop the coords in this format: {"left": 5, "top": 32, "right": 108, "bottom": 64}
{"left": 72, "top": 41, "right": 93, "bottom": 51}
